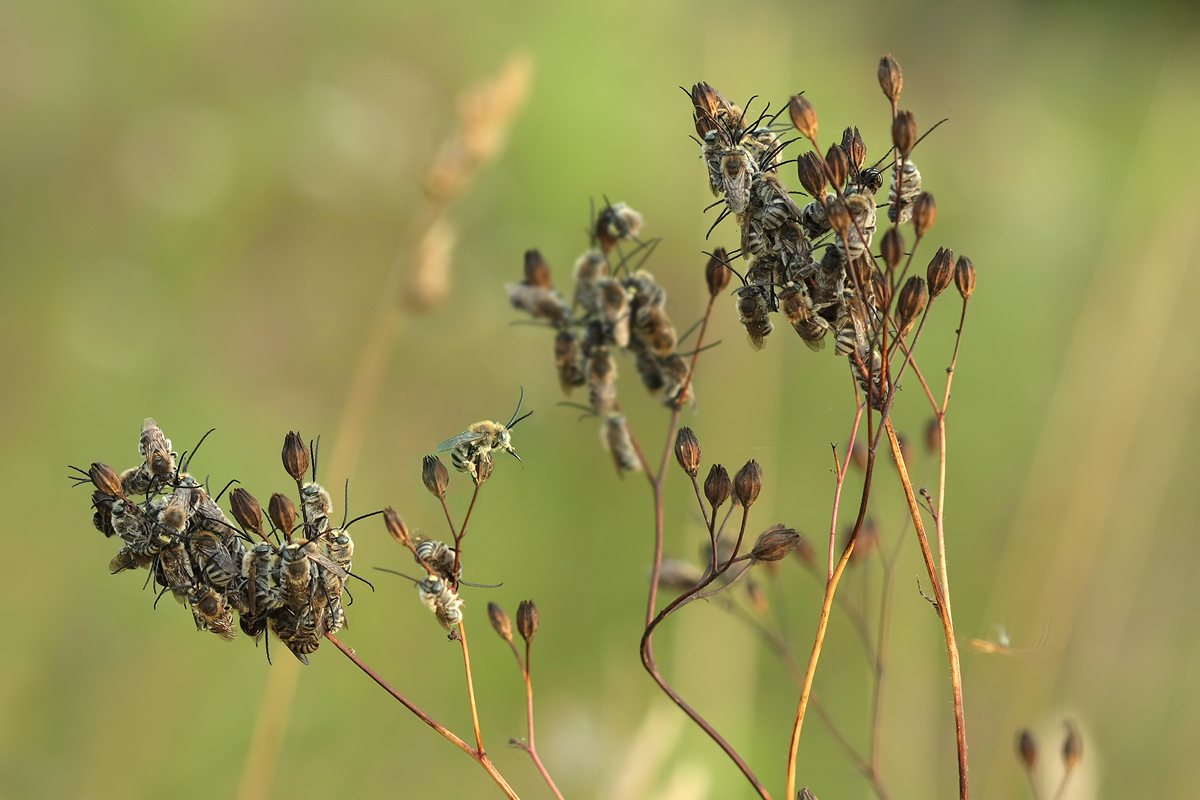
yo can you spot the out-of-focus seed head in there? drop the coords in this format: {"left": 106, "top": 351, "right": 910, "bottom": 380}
{"left": 751, "top": 525, "right": 801, "bottom": 562}
{"left": 524, "top": 249, "right": 552, "bottom": 289}
{"left": 824, "top": 143, "right": 848, "bottom": 190}
{"left": 925, "top": 416, "right": 941, "bottom": 455}
{"left": 892, "top": 110, "right": 917, "bottom": 159}
{"left": 733, "top": 459, "right": 763, "bottom": 507}
{"left": 796, "top": 152, "right": 829, "bottom": 200}
{"left": 704, "top": 463, "right": 731, "bottom": 510}
{"left": 658, "top": 558, "right": 705, "bottom": 592}
{"left": 912, "top": 192, "right": 937, "bottom": 237}
{"left": 422, "top": 454, "right": 450, "bottom": 499}
{"left": 487, "top": 602, "right": 513, "bottom": 643}
{"left": 878, "top": 55, "right": 903, "bottom": 105}
{"left": 955, "top": 254, "right": 977, "bottom": 300}
{"left": 384, "top": 507, "right": 410, "bottom": 547}
{"left": 825, "top": 196, "right": 851, "bottom": 235}
{"left": 881, "top": 228, "right": 905, "bottom": 272}
{"left": 850, "top": 440, "right": 868, "bottom": 472}
{"left": 706, "top": 247, "right": 732, "bottom": 296}
{"left": 516, "top": 599, "right": 539, "bottom": 643}
{"left": 268, "top": 493, "right": 297, "bottom": 538}
{"left": 788, "top": 94, "right": 818, "bottom": 142}
{"left": 872, "top": 269, "right": 893, "bottom": 312}
{"left": 282, "top": 431, "right": 310, "bottom": 483}
{"left": 230, "top": 488, "right": 264, "bottom": 535}
{"left": 793, "top": 535, "right": 816, "bottom": 568}
{"left": 1062, "top": 720, "right": 1083, "bottom": 771}
{"left": 674, "top": 427, "right": 701, "bottom": 478}
{"left": 847, "top": 517, "right": 879, "bottom": 563}
{"left": 896, "top": 276, "right": 928, "bottom": 338}
{"left": 89, "top": 462, "right": 123, "bottom": 498}
{"left": 746, "top": 580, "right": 769, "bottom": 613}
{"left": 1017, "top": 730, "right": 1038, "bottom": 771}
{"left": 841, "top": 126, "right": 866, "bottom": 172}
{"left": 798, "top": 788, "right": 820, "bottom": 800}
{"left": 927, "top": 246, "right": 954, "bottom": 297}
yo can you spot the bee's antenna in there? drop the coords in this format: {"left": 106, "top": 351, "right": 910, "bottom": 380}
{"left": 460, "top": 579, "right": 504, "bottom": 589}
{"left": 341, "top": 478, "right": 350, "bottom": 529}
{"left": 706, "top": 206, "right": 732, "bottom": 240}
{"left": 214, "top": 478, "right": 239, "bottom": 502}
{"left": 180, "top": 428, "right": 216, "bottom": 474}
{"left": 508, "top": 410, "right": 534, "bottom": 430}
{"left": 344, "top": 509, "right": 385, "bottom": 530}
{"left": 375, "top": 567, "right": 422, "bottom": 584}
{"left": 506, "top": 386, "right": 526, "bottom": 428}
{"left": 345, "top": 570, "right": 376, "bottom": 591}
{"left": 867, "top": 117, "right": 949, "bottom": 171}
{"left": 311, "top": 435, "right": 321, "bottom": 483}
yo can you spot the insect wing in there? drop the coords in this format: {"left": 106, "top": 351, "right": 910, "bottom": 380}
{"left": 437, "top": 430, "right": 487, "bottom": 452}
{"left": 307, "top": 550, "right": 349, "bottom": 581}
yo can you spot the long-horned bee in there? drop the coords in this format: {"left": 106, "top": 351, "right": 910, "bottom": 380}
{"left": 437, "top": 389, "right": 533, "bottom": 486}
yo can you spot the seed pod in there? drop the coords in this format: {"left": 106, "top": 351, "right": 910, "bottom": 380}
{"left": 841, "top": 126, "right": 866, "bottom": 172}
{"left": 229, "top": 488, "right": 264, "bottom": 535}
{"left": 872, "top": 270, "right": 893, "bottom": 313}
{"left": 825, "top": 196, "right": 851, "bottom": 235}
{"left": 798, "top": 789, "right": 820, "bottom": 800}
{"left": 516, "top": 599, "right": 539, "bottom": 643}
{"left": 896, "top": 276, "right": 927, "bottom": 338}
{"left": 89, "top": 462, "right": 123, "bottom": 498}
{"left": 796, "top": 152, "right": 828, "bottom": 200}
{"left": 955, "top": 254, "right": 976, "bottom": 300}
{"left": 878, "top": 55, "right": 903, "bottom": 105}
{"left": 704, "top": 463, "right": 731, "bottom": 511}
{"left": 1017, "top": 729, "right": 1038, "bottom": 770}
{"left": 268, "top": 493, "right": 297, "bottom": 538}
{"left": 733, "top": 459, "right": 763, "bottom": 507}
{"left": 524, "top": 249, "right": 552, "bottom": 289}
{"left": 705, "top": 247, "right": 732, "bottom": 296}
{"left": 474, "top": 452, "right": 495, "bottom": 486}
{"left": 912, "top": 192, "right": 937, "bottom": 237}
{"left": 788, "top": 94, "right": 818, "bottom": 142}
{"left": 824, "top": 143, "right": 848, "bottom": 190}
{"left": 892, "top": 111, "right": 917, "bottom": 159}
{"left": 881, "top": 228, "right": 904, "bottom": 271}
{"left": 488, "top": 602, "right": 513, "bottom": 644}
{"left": 383, "top": 507, "right": 410, "bottom": 547}
{"left": 751, "top": 525, "right": 800, "bottom": 562}
{"left": 1062, "top": 720, "right": 1083, "bottom": 771}
{"left": 927, "top": 247, "right": 954, "bottom": 297}
{"left": 675, "top": 427, "right": 701, "bottom": 478}
{"left": 422, "top": 454, "right": 449, "bottom": 500}
{"left": 282, "top": 432, "right": 310, "bottom": 483}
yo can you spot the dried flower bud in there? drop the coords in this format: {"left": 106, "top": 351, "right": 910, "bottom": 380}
{"left": 516, "top": 599, "right": 539, "bottom": 643}
{"left": 733, "top": 459, "right": 763, "bottom": 507}
{"left": 824, "top": 143, "right": 848, "bottom": 190}
{"left": 706, "top": 247, "right": 732, "bottom": 296}
{"left": 892, "top": 110, "right": 917, "bottom": 159}
{"left": 1062, "top": 720, "right": 1083, "bottom": 771}
{"left": 881, "top": 228, "right": 904, "bottom": 271}
{"left": 788, "top": 94, "right": 818, "bottom": 142}
{"left": 422, "top": 454, "right": 449, "bottom": 499}
{"left": 955, "top": 254, "right": 976, "bottom": 300}
{"left": 268, "top": 493, "right": 297, "bottom": 537}
{"left": 912, "top": 192, "right": 936, "bottom": 237}
{"left": 825, "top": 196, "right": 851, "bottom": 235}
{"left": 927, "top": 246, "right": 954, "bottom": 297}
{"left": 89, "top": 462, "right": 123, "bottom": 498}
{"left": 229, "top": 488, "right": 264, "bottom": 535}
{"left": 487, "top": 602, "right": 513, "bottom": 643}
{"left": 1017, "top": 729, "right": 1038, "bottom": 771}
{"left": 796, "top": 152, "right": 828, "bottom": 200}
{"left": 383, "top": 507, "right": 410, "bottom": 548}
{"left": 798, "top": 788, "right": 820, "bottom": 800}
{"left": 523, "top": 249, "right": 552, "bottom": 289}
{"left": 896, "top": 276, "right": 927, "bottom": 338}
{"left": 674, "top": 427, "right": 701, "bottom": 477}
{"left": 704, "top": 463, "right": 731, "bottom": 510}
{"left": 751, "top": 525, "right": 800, "bottom": 561}
{"left": 872, "top": 269, "right": 893, "bottom": 312}
{"left": 282, "top": 431, "right": 310, "bottom": 483}
{"left": 473, "top": 452, "right": 494, "bottom": 486}
{"left": 878, "top": 55, "right": 903, "bottom": 105}
{"left": 690, "top": 81, "right": 725, "bottom": 119}
{"left": 841, "top": 126, "right": 866, "bottom": 171}
{"left": 925, "top": 416, "right": 941, "bottom": 455}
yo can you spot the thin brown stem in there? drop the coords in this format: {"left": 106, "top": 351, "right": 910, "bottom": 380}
{"left": 451, "top": 483, "right": 481, "bottom": 588}
{"left": 458, "top": 618, "right": 485, "bottom": 754}
{"left": 1052, "top": 767, "right": 1074, "bottom": 800}
{"left": 829, "top": 401, "right": 865, "bottom": 579}
{"left": 517, "top": 640, "right": 566, "bottom": 800}
{"left": 935, "top": 300, "right": 969, "bottom": 617}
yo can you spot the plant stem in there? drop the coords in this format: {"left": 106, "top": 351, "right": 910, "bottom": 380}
{"left": 830, "top": 401, "right": 865, "bottom": 579}
{"left": 519, "top": 640, "right": 566, "bottom": 800}
{"left": 458, "top": 617, "right": 485, "bottom": 753}
{"left": 451, "top": 483, "right": 482, "bottom": 588}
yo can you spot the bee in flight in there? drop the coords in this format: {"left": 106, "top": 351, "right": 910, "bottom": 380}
{"left": 437, "top": 389, "right": 533, "bottom": 486}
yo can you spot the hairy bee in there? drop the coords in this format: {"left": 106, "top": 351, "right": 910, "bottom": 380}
{"left": 632, "top": 304, "right": 677, "bottom": 357}
{"left": 243, "top": 542, "right": 284, "bottom": 617}
{"left": 745, "top": 127, "right": 783, "bottom": 172}
{"left": 139, "top": 417, "right": 175, "bottom": 482}
{"left": 573, "top": 249, "right": 607, "bottom": 314}
{"left": 634, "top": 349, "right": 666, "bottom": 392}
{"left": 436, "top": 389, "right": 532, "bottom": 485}
{"left": 278, "top": 541, "right": 315, "bottom": 615}
{"left": 415, "top": 537, "right": 461, "bottom": 583}
{"left": 158, "top": 475, "right": 198, "bottom": 534}
{"left": 661, "top": 353, "right": 693, "bottom": 409}
{"left": 189, "top": 585, "right": 236, "bottom": 641}
{"left": 109, "top": 545, "right": 152, "bottom": 574}
{"left": 268, "top": 606, "right": 318, "bottom": 665}
{"left": 110, "top": 499, "right": 158, "bottom": 556}
{"left": 598, "top": 278, "right": 631, "bottom": 349}
{"left": 326, "top": 530, "right": 354, "bottom": 575}
{"left": 155, "top": 539, "right": 195, "bottom": 603}
{"left": 833, "top": 300, "right": 870, "bottom": 359}
{"left": 775, "top": 221, "right": 813, "bottom": 283}
{"left": 553, "top": 329, "right": 586, "bottom": 394}
{"left": 719, "top": 146, "right": 754, "bottom": 213}
{"left": 595, "top": 202, "right": 644, "bottom": 253}
{"left": 736, "top": 284, "right": 774, "bottom": 350}
{"left": 799, "top": 196, "right": 834, "bottom": 239}
{"left": 505, "top": 282, "right": 570, "bottom": 326}
{"left": 300, "top": 482, "right": 333, "bottom": 538}
{"left": 418, "top": 576, "right": 464, "bottom": 630}
{"left": 780, "top": 283, "right": 828, "bottom": 351}
{"left": 887, "top": 159, "right": 921, "bottom": 224}
{"left": 602, "top": 414, "right": 641, "bottom": 475}
{"left": 833, "top": 193, "right": 876, "bottom": 262}
{"left": 585, "top": 343, "right": 618, "bottom": 416}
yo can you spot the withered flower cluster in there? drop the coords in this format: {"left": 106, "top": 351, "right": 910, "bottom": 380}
{"left": 73, "top": 419, "right": 361, "bottom": 665}
{"left": 506, "top": 205, "right": 694, "bottom": 475}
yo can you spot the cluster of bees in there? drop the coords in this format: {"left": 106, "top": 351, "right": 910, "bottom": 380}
{"left": 689, "top": 80, "right": 927, "bottom": 405}
{"left": 505, "top": 204, "right": 692, "bottom": 475}
{"left": 73, "top": 419, "right": 366, "bottom": 665}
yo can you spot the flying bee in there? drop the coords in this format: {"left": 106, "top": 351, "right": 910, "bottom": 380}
{"left": 887, "top": 159, "right": 921, "bottom": 224}
{"left": 573, "top": 249, "right": 607, "bottom": 315}
{"left": 585, "top": 343, "right": 618, "bottom": 416}
{"left": 594, "top": 202, "right": 644, "bottom": 253}
{"left": 139, "top": 417, "right": 175, "bottom": 481}
{"left": 661, "top": 353, "right": 693, "bottom": 409}
{"left": 736, "top": 284, "right": 774, "bottom": 350}
{"left": 719, "top": 146, "right": 754, "bottom": 213}
{"left": 602, "top": 414, "right": 642, "bottom": 475}
{"left": 598, "top": 278, "right": 631, "bottom": 349}
{"left": 553, "top": 329, "right": 587, "bottom": 395}
{"left": 189, "top": 585, "right": 237, "bottom": 641}
{"left": 437, "top": 389, "right": 533, "bottom": 485}
{"left": 419, "top": 576, "right": 464, "bottom": 630}
{"left": 833, "top": 193, "right": 876, "bottom": 262}
{"left": 780, "top": 283, "right": 829, "bottom": 351}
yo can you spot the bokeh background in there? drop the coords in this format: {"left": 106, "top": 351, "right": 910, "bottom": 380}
{"left": 4, "top": 1, "right": 1200, "bottom": 798}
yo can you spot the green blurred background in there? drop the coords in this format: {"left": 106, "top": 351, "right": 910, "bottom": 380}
{"left": 4, "top": 1, "right": 1200, "bottom": 798}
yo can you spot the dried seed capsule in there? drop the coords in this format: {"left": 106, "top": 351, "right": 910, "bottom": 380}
{"left": 824, "top": 143, "right": 848, "bottom": 190}
{"left": 229, "top": 488, "right": 264, "bottom": 535}
{"left": 1062, "top": 720, "right": 1083, "bottom": 770}
{"left": 872, "top": 269, "right": 893, "bottom": 312}
{"left": 881, "top": 228, "right": 904, "bottom": 271}
{"left": 892, "top": 110, "right": 917, "bottom": 159}
{"left": 878, "top": 55, "right": 903, "bottom": 105}
{"left": 705, "top": 247, "right": 732, "bottom": 296}
{"left": 89, "top": 462, "right": 123, "bottom": 498}
{"left": 523, "top": 249, "right": 552, "bottom": 289}
{"left": 796, "top": 152, "right": 828, "bottom": 200}
{"left": 516, "top": 599, "right": 539, "bottom": 643}
{"left": 841, "top": 126, "right": 866, "bottom": 172}
{"left": 384, "top": 507, "right": 410, "bottom": 547}
{"left": 1017, "top": 729, "right": 1038, "bottom": 770}
{"left": 733, "top": 459, "right": 763, "bottom": 507}
{"left": 282, "top": 431, "right": 310, "bottom": 483}
{"left": 788, "top": 94, "right": 818, "bottom": 142}
{"left": 422, "top": 454, "right": 449, "bottom": 500}
{"left": 704, "top": 463, "right": 731, "bottom": 511}
{"left": 674, "top": 427, "right": 701, "bottom": 478}
{"left": 268, "top": 493, "right": 297, "bottom": 538}
{"left": 912, "top": 192, "right": 937, "bottom": 237}
{"left": 751, "top": 525, "right": 800, "bottom": 561}
{"left": 955, "top": 254, "right": 976, "bottom": 300}
{"left": 798, "top": 789, "right": 820, "bottom": 800}
{"left": 488, "top": 602, "right": 513, "bottom": 644}
{"left": 927, "top": 247, "right": 954, "bottom": 297}
{"left": 896, "top": 276, "right": 927, "bottom": 338}
{"left": 825, "top": 196, "right": 851, "bottom": 235}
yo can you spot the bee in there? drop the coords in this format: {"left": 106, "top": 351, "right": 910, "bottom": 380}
{"left": 661, "top": 353, "right": 693, "bottom": 409}
{"left": 736, "top": 284, "right": 774, "bottom": 350}
{"left": 158, "top": 475, "right": 198, "bottom": 534}
{"left": 585, "top": 342, "right": 618, "bottom": 416}
{"left": 436, "top": 389, "right": 532, "bottom": 485}
{"left": 701, "top": 129, "right": 728, "bottom": 197}
{"left": 110, "top": 499, "right": 157, "bottom": 555}
{"left": 811, "top": 246, "right": 847, "bottom": 315}
{"left": 624, "top": 270, "right": 667, "bottom": 310}
{"left": 632, "top": 304, "right": 677, "bottom": 357}
{"left": 887, "top": 159, "right": 921, "bottom": 224}
{"left": 139, "top": 417, "right": 175, "bottom": 482}
{"left": 573, "top": 249, "right": 607, "bottom": 315}
{"left": 505, "top": 282, "right": 570, "bottom": 326}
{"left": 553, "top": 329, "right": 586, "bottom": 394}
{"left": 598, "top": 278, "right": 631, "bottom": 349}
{"left": 850, "top": 167, "right": 883, "bottom": 197}
{"left": 744, "top": 127, "right": 783, "bottom": 172}
{"left": 326, "top": 530, "right": 354, "bottom": 575}
{"left": 833, "top": 299, "right": 870, "bottom": 358}
{"left": 120, "top": 464, "right": 153, "bottom": 497}
{"left": 601, "top": 414, "right": 641, "bottom": 475}
{"left": 418, "top": 576, "right": 464, "bottom": 630}
{"left": 833, "top": 193, "right": 876, "bottom": 262}
{"left": 243, "top": 542, "right": 284, "bottom": 617}
{"left": 775, "top": 221, "right": 813, "bottom": 283}
{"left": 799, "top": 196, "right": 833, "bottom": 239}
{"left": 109, "top": 546, "right": 152, "bottom": 574}
{"left": 748, "top": 171, "right": 800, "bottom": 232}
{"left": 780, "top": 283, "right": 829, "bottom": 351}
{"left": 188, "top": 530, "right": 247, "bottom": 612}
{"left": 268, "top": 606, "right": 318, "bottom": 665}
{"left": 300, "top": 482, "right": 333, "bottom": 538}
{"left": 189, "top": 585, "right": 236, "bottom": 641}
{"left": 278, "top": 541, "right": 315, "bottom": 615}
{"left": 851, "top": 347, "right": 887, "bottom": 411}
{"left": 634, "top": 349, "right": 666, "bottom": 392}
{"left": 154, "top": 539, "right": 195, "bottom": 604}
{"left": 719, "top": 145, "right": 754, "bottom": 213}
{"left": 414, "top": 537, "right": 461, "bottom": 583}
{"left": 594, "top": 202, "right": 644, "bottom": 253}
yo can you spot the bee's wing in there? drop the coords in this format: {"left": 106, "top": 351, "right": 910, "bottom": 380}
{"left": 437, "top": 431, "right": 487, "bottom": 452}
{"left": 308, "top": 550, "right": 348, "bottom": 580}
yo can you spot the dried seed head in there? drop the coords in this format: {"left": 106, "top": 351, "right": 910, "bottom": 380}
{"left": 229, "top": 488, "right": 264, "bottom": 535}
{"left": 690, "top": 81, "right": 725, "bottom": 131}
{"left": 927, "top": 246, "right": 954, "bottom": 297}
{"left": 706, "top": 247, "right": 732, "bottom": 296}
{"left": 896, "top": 276, "right": 927, "bottom": 338}
{"left": 788, "top": 94, "right": 818, "bottom": 142}
{"left": 955, "top": 254, "right": 977, "bottom": 300}
{"left": 872, "top": 269, "right": 893, "bottom": 312}
{"left": 892, "top": 110, "right": 917, "bottom": 159}
{"left": 841, "top": 126, "right": 866, "bottom": 171}
{"left": 282, "top": 432, "right": 310, "bottom": 483}
{"left": 796, "top": 152, "right": 829, "bottom": 200}
{"left": 825, "top": 196, "right": 851, "bottom": 235}
{"left": 881, "top": 228, "right": 905, "bottom": 271}
{"left": 474, "top": 452, "right": 494, "bottom": 486}
{"left": 674, "top": 427, "right": 701, "bottom": 478}
{"left": 1017, "top": 729, "right": 1038, "bottom": 771}
{"left": 925, "top": 416, "right": 941, "bottom": 455}
{"left": 268, "top": 493, "right": 297, "bottom": 537}
{"left": 878, "top": 55, "right": 903, "bottom": 105}
{"left": 524, "top": 249, "right": 552, "bottom": 289}
{"left": 1062, "top": 720, "right": 1083, "bottom": 771}
{"left": 704, "top": 463, "right": 732, "bottom": 510}
{"left": 516, "top": 599, "right": 539, "bottom": 643}
{"left": 422, "top": 454, "right": 450, "bottom": 499}
{"left": 824, "top": 143, "right": 848, "bottom": 190}
{"left": 751, "top": 525, "right": 801, "bottom": 561}
{"left": 488, "top": 602, "right": 513, "bottom": 643}
{"left": 89, "top": 462, "right": 123, "bottom": 498}
{"left": 383, "top": 507, "right": 410, "bottom": 547}
{"left": 912, "top": 192, "right": 937, "bottom": 237}
{"left": 798, "top": 789, "right": 820, "bottom": 800}
{"left": 733, "top": 459, "right": 763, "bottom": 507}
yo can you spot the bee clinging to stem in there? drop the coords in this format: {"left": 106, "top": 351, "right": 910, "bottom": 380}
{"left": 437, "top": 388, "right": 533, "bottom": 485}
